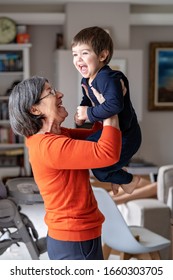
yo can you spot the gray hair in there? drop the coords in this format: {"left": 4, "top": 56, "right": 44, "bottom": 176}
{"left": 9, "top": 76, "right": 48, "bottom": 137}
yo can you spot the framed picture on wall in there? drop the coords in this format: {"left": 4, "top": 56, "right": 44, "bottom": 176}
{"left": 148, "top": 42, "right": 173, "bottom": 111}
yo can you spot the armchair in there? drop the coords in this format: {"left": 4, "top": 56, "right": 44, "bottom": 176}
{"left": 157, "top": 165, "right": 173, "bottom": 213}
{"left": 157, "top": 165, "right": 173, "bottom": 259}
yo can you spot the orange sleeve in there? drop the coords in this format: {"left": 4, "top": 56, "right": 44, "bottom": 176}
{"left": 37, "top": 126, "right": 122, "bottom": 170}
{"left": 66, "top": 122, "right": 103, "bottom": 140}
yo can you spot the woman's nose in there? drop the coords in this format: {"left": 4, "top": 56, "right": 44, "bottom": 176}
{"left": 57, "top": 91, "right": 64, "bottom": 98}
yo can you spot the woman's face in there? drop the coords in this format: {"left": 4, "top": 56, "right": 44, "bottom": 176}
{"left": 34, "top": 82, "right": 68, "bottom": 123}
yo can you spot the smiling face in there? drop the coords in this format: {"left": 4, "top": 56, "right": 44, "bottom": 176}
{"left": 31, "top": 82, "right": 68, "bottom": 125}
{"left": 72, "top": 43, "right": 108, "bottom": 84}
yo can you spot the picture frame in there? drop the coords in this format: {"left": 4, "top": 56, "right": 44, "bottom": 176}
{"left": 148, "top": 42, "right": 173, "bottom": 111}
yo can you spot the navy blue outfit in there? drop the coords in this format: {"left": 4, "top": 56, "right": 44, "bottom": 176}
{"left": 80, "top": 65, "right": 142, "bottom": 184}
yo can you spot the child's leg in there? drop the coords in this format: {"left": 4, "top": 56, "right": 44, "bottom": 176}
{"left": 120, "top": 175, "right": 141, "bottom": 194}
{"left": 87, "top": 127, "right": 141, "bottom": 194}
{"left": 92, "top": 166, "right": 133, "bottom": 184}
{"left": 111, "top": 167, "right": 140, "bottom": 195}
{"left": 110, "top": 180, "right": 157, "bottom": 204}
{"left": 111, "top": 183, "right": 120, "bottom": 195}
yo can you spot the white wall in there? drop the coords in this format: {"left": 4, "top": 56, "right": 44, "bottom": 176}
{"left": 28, "top": 25, "right": 63, "bottom": 84}
{"left": 65, "top": 3, "right": 130, "bottom": 49}
{"left": 130, "top": 26, "right": 173, "bottom": 166}
{"left": 53, "top": 50, "right": 78, "bottom": 128}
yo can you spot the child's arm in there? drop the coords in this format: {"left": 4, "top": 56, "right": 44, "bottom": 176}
{"left": 76, "top": 83, "right": 106, "bottom": 121}
{"left": 74, "top": 112, "right": 85, "bottom": 126}
{"left": 68, "top": 121, "right": 103, "bottom": 140}
{"left": 77, "top": 80, "right": 127, "bottom": 121}
{"left": 88, "top": 76, "right": 128, "bottom": 122}
{"left": 74, "top": 83, "right": 92, "bottom": 126}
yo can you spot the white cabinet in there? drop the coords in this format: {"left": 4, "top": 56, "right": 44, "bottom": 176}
{"left": 0, "top": 44, "right": 32, "bottom": 178}
{"left": 54, "top": 50, "right": 78, "bottom": 128}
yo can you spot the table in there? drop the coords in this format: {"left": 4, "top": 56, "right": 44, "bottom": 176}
{"left": 90, "top": 165, "right": 159, "bottom": 186}
{"left": 126, "top": 166, "right": 159, "bottom": 182}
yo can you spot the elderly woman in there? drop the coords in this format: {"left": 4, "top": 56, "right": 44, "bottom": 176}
{"left": 9, "top": 76, "right": 121, "bottom": 260}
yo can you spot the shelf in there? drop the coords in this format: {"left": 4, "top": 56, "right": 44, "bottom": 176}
{"left": 130, "top": 13, "right": 173, "bottom": 26}
{"left": 0, "top": 72, "right": 23, "bottom": 76}
{"left": 0, "top": 144, "right": 25, "bottom": 149}
{"left": 0, "top": 166, "right": 22, "bottom": 177}
{"left": 0, "top": 13, "right": 65, "bottom": 25}
{"left": 0, "top": 43, "right": 31, "bottom": 176}
{"left": 0, "top": 120, "right": 10, "bottom": 125}
{"left": 0, "top": 96, "right": 9, "bottom": 100}
{"left": 1, "top": 11, "right": 173, "bottom": 26}
{"left": 0, "top": 44, "right": 32, "bottom": 50}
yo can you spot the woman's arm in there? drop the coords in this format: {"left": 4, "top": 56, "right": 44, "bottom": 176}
{"left": 39, "top": 118, "right": 121, "bottom": 170}
{"left": 67, "top": 121, "right": 103, "bottom": 140}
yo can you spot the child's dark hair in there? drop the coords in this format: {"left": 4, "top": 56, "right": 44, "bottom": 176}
{"left": 71, "top": 26, "right": 113, "bottom": 64}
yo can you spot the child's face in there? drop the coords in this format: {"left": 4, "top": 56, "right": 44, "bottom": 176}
{"left": 72, "top": 43, "right": 105, "bottom": 82}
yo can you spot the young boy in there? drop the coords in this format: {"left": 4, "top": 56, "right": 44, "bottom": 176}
{"left": 71, "top": 26, "right": 142, "bottom": 194}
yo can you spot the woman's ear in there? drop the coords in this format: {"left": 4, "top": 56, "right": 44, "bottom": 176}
{"left": 30, "top": 105, "right": 41, "bottom": 115}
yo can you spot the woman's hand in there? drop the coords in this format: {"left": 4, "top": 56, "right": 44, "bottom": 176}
{"left": 90, "top": 86, "right": 105, "bottom": 104}
{"left": 120, "top": 79, "right": 127, "bottom": 96}
{"left": 82, "top": 84, "right": 119, "bottom": 130}
{"left": 103, "top": 114, "right": 120, "bottom": 129}
{"left": 82, "top": 79, "right": 126, "bottom": 104}
{"left": 82, "top": 84, "right": 105, "bottom": 105}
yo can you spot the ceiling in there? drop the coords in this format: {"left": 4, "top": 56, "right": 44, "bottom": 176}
{"left": 0, "top": 0, "right": 173, "bottom": 5}
{"left": 1, "top": 0, "right": 173, "bottom": 26}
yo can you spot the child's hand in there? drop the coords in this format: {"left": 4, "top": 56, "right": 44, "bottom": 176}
{"left": 74, "top": 112, "right": 85, "bottom": 126}
{"left": 77, "top": 106, "right": 88, "bottom": 121}
{"left": 120, "top": 79, "right": 127, "bottom": 96}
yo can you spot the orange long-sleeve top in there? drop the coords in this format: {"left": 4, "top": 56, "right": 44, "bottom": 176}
{"left": 26, "top": 123, "right": 122, "bottom": 241}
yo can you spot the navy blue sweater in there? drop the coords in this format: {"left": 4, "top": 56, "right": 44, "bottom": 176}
{"left": 80, "top": 65, "right": 139, "bottom": 132}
